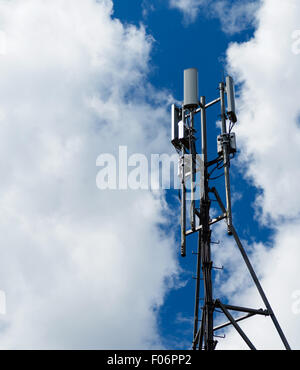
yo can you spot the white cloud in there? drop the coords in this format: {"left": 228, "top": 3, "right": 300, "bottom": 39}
{"left": 0, "top": 0, "right": 178, "bottom": 349}
{"left": 169, "top": 0, "right": 205, "bottom": 24}
{"left": 214, "top": 0, "right": 300, "bottom": 349}
{"left": 212, "top": 0, "right": 260, "bottom": 35}
{"left": 228, "top": 0, "right": 300, "bottom": 222}
{"left": 142, "top": 0, "right": 156, "bottom": 19}
{"left": 169, "top": 0, "right": 259, "bottom": 34}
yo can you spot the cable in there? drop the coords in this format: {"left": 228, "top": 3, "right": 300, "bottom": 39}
{"left": 208, "top": 159, "right": 222, "bottom": 177}
{"left": 208, "top": 157, "right": 225, "bottom": 180}
{"left": 208, "top": 157, "right": 226, "bottom": 181}
{"left": 229, "top": 120, "right": 236, "bottom": 133}
{"left": 209, "top": 173, "right": 224, "bottom": 181}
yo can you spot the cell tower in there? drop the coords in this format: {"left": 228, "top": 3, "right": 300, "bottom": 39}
{"left": 171, "top": 68, "right": 291, "bottom": 350}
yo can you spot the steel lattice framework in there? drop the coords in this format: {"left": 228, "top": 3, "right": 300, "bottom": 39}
{"left": 171, "top": 69, "right": 291, "bottom": 350}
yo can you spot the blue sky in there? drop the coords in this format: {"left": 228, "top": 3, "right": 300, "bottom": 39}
{"left": 0, "top": 0, "right": 299, "bottom": 350}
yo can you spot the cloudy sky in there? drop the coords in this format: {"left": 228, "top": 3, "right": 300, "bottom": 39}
{"left": 0, "top": 0, "right": 299, "bottom": 350}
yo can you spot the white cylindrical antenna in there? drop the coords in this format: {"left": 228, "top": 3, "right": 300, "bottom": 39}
{"left": 184, "top": 68, "right": 199, "bottom": 110}
{"left": 226, "top": 76, "right": 237, "bottom": 123}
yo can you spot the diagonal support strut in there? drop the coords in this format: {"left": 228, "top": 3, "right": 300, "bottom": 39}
{"left": 216, "top": 300, "right": 256, "bottom": 350}
{"left": 212, "top": 187, "right": 291, "bottom": 350}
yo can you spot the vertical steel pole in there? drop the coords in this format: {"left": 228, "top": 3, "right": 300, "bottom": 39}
{"left": 198, "top": 307, "right": 205, "bottom": 350}
{"left": 181, "top": 147, "right": 186, "bottom": 257}
{"left": 193, "top": 232, "right": 201, "bottom": 348}
{"left": 219, "top": 82, "right": 233, "bottom": 234}
{"left": 190, "top": 112, "right": 196, "bottom": 231}
{"left": 200, "top": 97, "right": 207, "bottom": 168}
{"left": 192, "top": 106, "right": 202, "bottom": 348}
{"left": 181, "top": 109, "right": 186, "bottom": 257}
{"left": 200, "top": 96, "right": 214, "bottom": 350}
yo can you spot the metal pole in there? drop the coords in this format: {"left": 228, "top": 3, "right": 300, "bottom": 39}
{"left": 181, "top": 145, "right": 186, "bottom": 258}
{"left": 190, "top": 112, "right": 196, "bottom": 231}
{"left": 198, "top": 307, "right": 205, "bottom": 350}
{"left": 200, "top": 97, "right": 208, "bottom": 167}
{"left": 180, "top": 107, "right": 186, "bottom": 258}
{"left": 193, "top": 232, "right": 201, "bottom": 348}
{"left": 219, "top": 82, "right": 233, "bottom": 234}
{"left": 200, "top": 96, "right": 214, "bottom": 351}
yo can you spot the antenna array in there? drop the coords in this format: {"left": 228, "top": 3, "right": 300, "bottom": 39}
{"left": 171, "top": 68, "right": 291, "bottom": 350}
